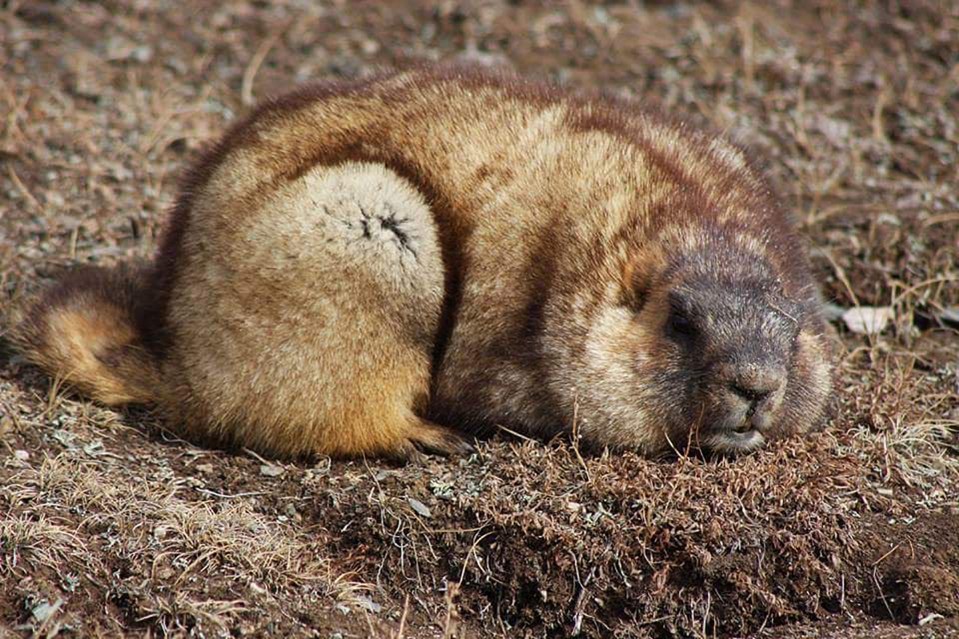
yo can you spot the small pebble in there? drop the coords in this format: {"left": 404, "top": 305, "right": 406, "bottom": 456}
{"left": 408, "top": 497, "right": 432, "bottom": 518}
{"left": 260, "top": 464, "right": 285, "bottom": 477}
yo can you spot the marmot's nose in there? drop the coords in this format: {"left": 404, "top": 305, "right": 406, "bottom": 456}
{"left": 726, "top": 367, "right": 785, "bottom": 407}
{"left": 731, "top": 382, "right": 772, "bottom": 404}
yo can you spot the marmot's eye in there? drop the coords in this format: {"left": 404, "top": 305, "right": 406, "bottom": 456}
{"left": 667, "top": 309, "right": 696, "bottom": 339}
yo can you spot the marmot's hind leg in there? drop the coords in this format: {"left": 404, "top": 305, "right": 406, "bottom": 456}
{"left": 401, "top": 417, "right": 475, "bottom": 460}
{"left": 164, "top": 161, "right": 467, "bottom": 459}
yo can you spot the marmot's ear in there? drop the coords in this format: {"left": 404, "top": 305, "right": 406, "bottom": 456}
{"left": 619, "top": 248, "right": 664, "bottom": 312}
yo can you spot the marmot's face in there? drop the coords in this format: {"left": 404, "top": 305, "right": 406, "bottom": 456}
{"left": 657, "top": 272, "right": 803, "bottom": 454}
{"left": 584, "top": 241, "right": 833, "bottom": 456}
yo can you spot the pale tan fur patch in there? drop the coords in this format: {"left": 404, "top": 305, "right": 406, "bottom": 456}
{"left": 163, "top": 162, "right": 449, "bottom": 457}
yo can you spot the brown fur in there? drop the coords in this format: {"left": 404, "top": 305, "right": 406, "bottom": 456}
{"left": 14, "top": 65, "right": 836, "bottom": 459}
{"left": 13, "top": 263, "right": 161, "bottom": 406}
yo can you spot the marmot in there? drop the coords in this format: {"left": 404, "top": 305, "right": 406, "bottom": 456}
{"left": 13, "top": 65, "right": 835, "bottom": 460}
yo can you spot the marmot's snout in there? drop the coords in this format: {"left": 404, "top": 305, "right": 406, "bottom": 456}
{"left": 705, "top": 360, "right": 789, "bottom": 453}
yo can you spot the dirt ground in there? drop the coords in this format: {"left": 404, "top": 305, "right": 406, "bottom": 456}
{"left": 1, "top": 1, "right": 958, "bottom": 637}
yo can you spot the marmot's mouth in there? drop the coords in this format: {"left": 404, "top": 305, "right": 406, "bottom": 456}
{"left": 703, "top": 429, "right": 765, "bottom": 455}
{"left": 733, "top": 420, "right": 753, "bottom": 433}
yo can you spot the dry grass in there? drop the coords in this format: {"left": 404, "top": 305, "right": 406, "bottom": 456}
{"left": 1, "top": 1, "right": 957, "bottom": 637}
{"left": 1, "top": 405, "right": 370, "bottom": 635}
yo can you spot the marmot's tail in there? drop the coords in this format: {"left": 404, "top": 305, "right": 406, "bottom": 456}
{"left": 12, "top": 263, "right": 162, "bottom": 406}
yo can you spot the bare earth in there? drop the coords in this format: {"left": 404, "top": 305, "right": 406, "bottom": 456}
{"left": 1, "top": 1, "right": 957, "bottom": 637}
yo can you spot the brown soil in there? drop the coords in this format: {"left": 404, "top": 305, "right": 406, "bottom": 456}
{"left": 1, "top": 1, "right": 957, "bottom": 637}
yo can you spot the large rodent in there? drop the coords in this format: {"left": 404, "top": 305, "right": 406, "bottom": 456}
{"left": 13, "top": 65, "right": 835, "bottom": 460}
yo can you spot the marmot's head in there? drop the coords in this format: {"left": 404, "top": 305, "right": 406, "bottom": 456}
{"left": 559, "top": 227, "right": 835, "bottom": 456}
{"left": 645, "top": 239, "right": 833, "bottom": 454}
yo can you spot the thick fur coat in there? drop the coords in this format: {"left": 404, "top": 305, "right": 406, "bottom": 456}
{"left": 15, "top": 66, "right": 835, "bottom": 459}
